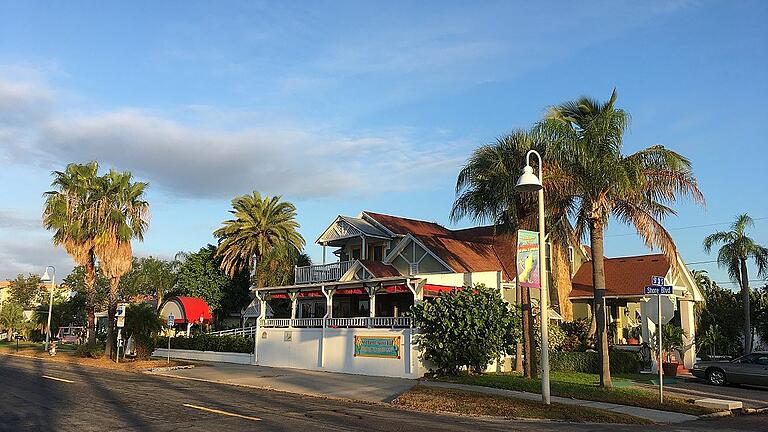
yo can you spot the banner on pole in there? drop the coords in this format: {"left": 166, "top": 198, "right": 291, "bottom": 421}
{"left": 517, "top": 229, "right": 540, "bottom": 288}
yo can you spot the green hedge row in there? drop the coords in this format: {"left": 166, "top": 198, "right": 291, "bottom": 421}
{"left": 156, "top": 334, "right": 253, "bottom": 354}
{"left": 548, "top": 349, "right": 642, "bottom": 374}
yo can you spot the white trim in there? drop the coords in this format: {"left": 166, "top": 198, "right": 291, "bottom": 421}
{"left": 359, "top": 212, "right": 398, "bottom": 237}
{"left": 315, "top": 216, "right": 362, "bottom": 244}
{"left": 382, "top": 233, "right": 454, "bottom": 273}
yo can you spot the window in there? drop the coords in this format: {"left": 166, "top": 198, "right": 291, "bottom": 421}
{"left": 351, "top": 247, "right": 361, "bottom": 260}
{"left": 373, "top": 245, "right": 383, "bottom": 261}
{"left": 409, "top": 262, "right": 419, "bottom": 275}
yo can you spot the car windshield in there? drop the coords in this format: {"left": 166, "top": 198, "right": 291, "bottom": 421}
{"left": 735, "top": 353, "right": 768, "bottom": 365}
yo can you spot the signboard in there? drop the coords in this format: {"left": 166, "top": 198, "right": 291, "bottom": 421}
{"left": 516, "top": 229, "right": 540, "bottom": 288}
{"left": 116, "top": 316, "right": 125, "bottom": 328}
{"left": 167, "top": 314, "right": 175, "bottom": 327}
{"left": 651, "top": 275, "right": 665, "bottom": 286}
{"left": 116, "top": 303, "right": 128, "bottom": 318}
{"left": 283, "top": 331, "right": 292, "bottom": 342}
{"left": 644, "top": 285, "right": 673, "bottom": 295}
{"left": 354, "top": 335, "right": 401, "bottom": 359}
{"left": 646, "top": 295, "right": 676, "bottom": 325}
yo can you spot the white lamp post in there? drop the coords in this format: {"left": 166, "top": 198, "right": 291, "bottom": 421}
{"left": 41, "top": 266, "right": 56, "bottom": 352}
{"left": 515, "top": 149, "right": 551, "bottom": 405}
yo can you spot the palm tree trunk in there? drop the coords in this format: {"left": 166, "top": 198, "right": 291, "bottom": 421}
{"left": 84, "top": 256, "right": 98, "bottom": 347}
{"left": 104, "top": 278, "right": 119, "bottom": 360}
{"left": 589, "top": 219, "right": 612, "bottom": 388}
{"left": 740, "top": 258, "right": 752, "bottom": 354}
{"left": 515, "top": 280, "right": 523, "bottom": 373}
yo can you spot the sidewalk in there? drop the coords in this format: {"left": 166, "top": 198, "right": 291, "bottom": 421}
{"left": 147, "top": 362, "right": 416, "bottom": 403}
{"left": 421, "top": 381, "right": 700, "bottom": 424}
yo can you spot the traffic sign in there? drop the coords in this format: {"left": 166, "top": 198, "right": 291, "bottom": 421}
{"left": 644, "top": 285, "right": 673, "bottom": 295}
{"left": 651, "top": 275, "right": 665, "bottom": 286}
{"left": 167, "top": 314, "right": 175, "bottom": 327}
{"left": 116, "top": 303, "right": 128, "bottom": 317}
{"left": 646, "top": 295, "right": 676, "bottom": 325}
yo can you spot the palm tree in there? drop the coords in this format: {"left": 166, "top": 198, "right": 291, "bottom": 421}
{"left": 546, "top": 89, "right": 704, "bottom": 387}
{"left": 43, "top": 162, "right": 102, "bottom": 346}
{"left": 214, "top": 192, "right": 305, "bottom": 286}
{"left": 93, "top": 169, "right": 150, "bottom": 359}
{"left": 452, "top": 129, "right": 576, "bottom": 377}
{"left": 703, "top": 214, "right": 768, "bottom": 353}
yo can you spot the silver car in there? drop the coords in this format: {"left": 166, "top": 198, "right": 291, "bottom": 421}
{"left": 691, "top": 352, "right": 768, "bottom": 386}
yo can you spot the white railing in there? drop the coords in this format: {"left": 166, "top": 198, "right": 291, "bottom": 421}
{"left": 209, "top": 326, "right": 257, "bottom": 337}
{"left": 258, "top": 316, "right": 412, "bottom": 328}
{"left": 294, "top": 260, "right": 355, "bottom": 284}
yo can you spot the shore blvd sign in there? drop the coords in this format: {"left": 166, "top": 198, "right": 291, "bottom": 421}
{"left": 644, "top": 285, "right": 673, "bottom": 295}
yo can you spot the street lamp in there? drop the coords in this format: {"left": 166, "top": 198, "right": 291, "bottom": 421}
{"left": 41, "top": 266, "right": 56, "bottom": 352}
{"left": 514, "top": 149, "right": 551, "bottom": 405}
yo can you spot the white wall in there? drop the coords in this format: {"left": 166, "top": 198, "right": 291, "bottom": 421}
{"left": 256, "top": 327, "right": 423, "bottom": 379}
{"left": 153, "top": 348, "right": 253, "bottom": 365}
{"left": 417, "top": 271, "right": 501, "bottom": 290}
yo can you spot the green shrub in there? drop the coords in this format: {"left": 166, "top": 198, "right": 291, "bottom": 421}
{"left": 411, "top": 284, "right": 522, "bottom": 375}
{"left": 124, "top": 304, "right": 163, "bottom": 359}
{"left": 549, "top": 349, "right": 642, "bottom": 374}
{"left": 76, "top": 343, "right": 105, "bottom": 358}
{"left": 157, "top": 334, "right": 253, "bottom": 354}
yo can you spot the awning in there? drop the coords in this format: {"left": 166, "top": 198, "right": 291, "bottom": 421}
{"left": 423, "top": 283, "right": 460, "bottom": 295}
{"left": 161, "top": 296, "right": 212, "bottom": 324}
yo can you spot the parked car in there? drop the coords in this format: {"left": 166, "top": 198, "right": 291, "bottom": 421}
{"left": 56, "top": 326, "right": 85, "bottom": 344}
{"left": 691, "top": 352, "right": 768, "bottom": 386}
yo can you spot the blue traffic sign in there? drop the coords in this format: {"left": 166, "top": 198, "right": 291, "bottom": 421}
{"left": 644, "top": 285, "right": 673, "bottom": 295}
{"left": 651, "top": 276, "right": 665, "bottom": 286}
{"left": 167, "top": 314, "right": 175, "bottom": 327}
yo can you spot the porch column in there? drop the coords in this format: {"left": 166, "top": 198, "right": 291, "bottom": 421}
{"left": 680, "top": 299, "right": 696, "bottom": 369}
{"left": 254, "top": 292, "right": 268, "bottom": 365}
{"left": 322, "top": 242, "right": 327, "bottom": 265}
{"left": 361, "top": 235, "right": 367, "bottom": 260}
{"left": 320, "top": 286, "right": 335, "bottom": 368}
{"left": 289, "top": 291, "right": 299, "bottom": 327}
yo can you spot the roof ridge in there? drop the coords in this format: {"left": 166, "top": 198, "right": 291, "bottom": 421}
{"left": 605, "top": 253, "right": 668, "bottom": 260}
{"left": 363, "top": 210, "right": 447, "bottom": 228}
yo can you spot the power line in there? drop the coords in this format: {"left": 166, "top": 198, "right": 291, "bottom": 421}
{"left": 685, "top": 260, "right": 718, "bottom": 265}
{"left": 606, "top": 216, "right": 768, "bottom": 238}
{"left": 714, "top": 279, "right": 766, "bottom": 285}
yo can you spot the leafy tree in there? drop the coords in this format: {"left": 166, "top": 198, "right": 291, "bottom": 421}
{"left": 411, "top": 284, "right": 522, "bottom": 375}
{"left": 34, "top": 292, "right": 87, "bottom": 337}
{"left": 8, "top": 273, "right": 45, "bottom": 309}
{"left": 175, "top": 245, "right": 249, "bottom": 315}
{"left": 545, "top": 89, "right": 704, "bottom": 387}
{"left": 123, "top": 303, "right": 162, "bottom": 358}
{"left": 61, "top": 265, "right": 110, "bottom": 310}
{"left": 43, "top": 162, "right": 102, "bottom": 346}
{"left": 255, "top": 244, "right": 311, "bottom": 287}
{"left": 214, "top": 192, "right": 305, "bottom": 285}
{"left": 693, "top": 272, "right": 743, "bottom": 356}
{"left": 703, "top": 213, "right": 768, "bottom": 353}
{"left": 0, "top": 302, "right": 24, "bottom": 340}
{"left": 120, "top": 256, "right": 177, "bottom": 308}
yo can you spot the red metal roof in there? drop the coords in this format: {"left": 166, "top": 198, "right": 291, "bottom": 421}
{"left": 174, "top": 296, "right": 212, "bottom": 324}
{"left": 358, "top": 260, "right": 402, "bottom": 278}
{"left": 569, "top": 254, "right": 671, "bottom": 298}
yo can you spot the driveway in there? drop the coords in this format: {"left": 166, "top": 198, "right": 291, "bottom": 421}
{"left": 148, "top": 361, "right": 417, "bottom": 403}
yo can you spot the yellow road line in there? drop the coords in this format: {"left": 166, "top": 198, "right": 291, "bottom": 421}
{"left": 183, "top": 403, "right": 261, "bottom": 422}
{"left": 42, "top": 375, "right": 74, "bottom": 383}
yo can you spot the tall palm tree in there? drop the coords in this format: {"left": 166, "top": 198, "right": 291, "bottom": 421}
{"left": 214, "top": 192, "right": 305, "bottom": 286}
{"left": 43, "top": 162, "right": 102, "bottom": 346}
{"left": 546, "top": 89, "right": 704, "bottom": 387}
{"left": 452, "top": 129, "right": 576, "bottom": 377}
{"left": 93, "top": 169, "right": 150, "bottom": 359}
{"left": 703, "top": 214, "right": 768, "bottom": 353}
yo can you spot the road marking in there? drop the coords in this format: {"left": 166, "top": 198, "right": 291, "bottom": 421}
{"left": 183, "top": 403, "right": 261, "bottom": 422}
{"left": 42, "top": 375, "right": 74, "bottom": 383}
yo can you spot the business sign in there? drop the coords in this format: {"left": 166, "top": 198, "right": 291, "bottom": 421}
{"left": 644, "top": 285, "right": 673, "bottom": 295}
{"left": 354, "top": 336, "right": 401, "bottom": 359}
{"left": 517, "top": 230, "right": 540, "bottom": 288}
{"left": 116, "top": 316, "right": 125, "bottom": 328}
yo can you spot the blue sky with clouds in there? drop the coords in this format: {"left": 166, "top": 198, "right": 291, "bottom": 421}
{"left": 1, "top": 1, "right": 766, "bottom": 288}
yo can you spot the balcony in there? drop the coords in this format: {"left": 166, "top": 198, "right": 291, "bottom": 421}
{"left": 294, "top": 260, "right": 355, "bottom": 284}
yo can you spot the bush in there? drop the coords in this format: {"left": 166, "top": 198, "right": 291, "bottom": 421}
{"left": 560, "top": 319, "right": 592, "bottom": 351}
{"left": 411, "top": 284, "right": 522, "bottom": 375}
{"left": 549, "top": 349, "right": 642, "bottom": 374}
{"left": 124, "top": 304, "right": 163, "bottom": 359}
{"left": 76, "top": 344, "right": 105, "bottom": 358}
{"left": 156, "top": 334, "right": 253, "bottom": 354}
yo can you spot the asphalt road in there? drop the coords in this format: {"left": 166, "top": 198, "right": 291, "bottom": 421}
{"left": 0, "top": 355, "right": 765, "bottom": 432}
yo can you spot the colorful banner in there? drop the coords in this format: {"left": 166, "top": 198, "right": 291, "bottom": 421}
{"left": 354, "top": 336, "right": 401, "bottom": 359}
{"left": 517, "top": 229, "right": 540, "bottom": 289}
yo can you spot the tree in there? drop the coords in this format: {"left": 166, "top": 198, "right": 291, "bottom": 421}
{"left": 0, "top": 302, "right": 24, "bottom": 341}
{"left": 545, "top": 89, "right": 704, "bottom": 387}
{"left": 8, "top": 273, "right": 44, "bottom": 309}
{"left": 175, "top": 245, "right": 249, "bottom": 315}
{"left": 753, "top": 286, "right": 768, "bottom": 350}
{"left": 214, "top": 192, "right": 305, "bottom": 285}
{"left": 92, "top": 169, "right": 150, "bottom": 359}
{"left": 120, "top": 256, "right": 177, "bottom": 308}
{"left": 703, "top": 214, "right": 768, "bottom": 354}
{"left": 411, "top": 284, "right": 522, "bottom": 375}
{"left": 255, "top": 244, "right": 311, "bottom": 287}
{"left": 123, "top": 303, "right": 162, "bottom": 358}
{"left": 43, "top": 162, "right": 102, "bottom": 346}
{"left": 61, "top": 265, "right": 110, "bottom": 311}
{"left": 451, "top": 129, "right": 576, "bottom": 377}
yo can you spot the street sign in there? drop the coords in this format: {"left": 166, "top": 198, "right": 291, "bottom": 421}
{"left": 116, "top": 316, "right": 125, "bottom": 328}
{"left": 646, "top": 295, "right": 676, "bottom": 325}
{"left": 651, "top": 275, "right": 665, "bottom": 286}
{"left": 167, "top": 314, "right": 174, "bottom": 327}
{"left": 116, "top": 303, "right": 128, "bottom": 317}
{"left": 644, "top": 285, "right": 673, "bottom": 295}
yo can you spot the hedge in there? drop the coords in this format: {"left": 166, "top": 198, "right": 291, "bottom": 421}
{"left": 156, "top": 334, "right": 253, "bottom": 354}
{"left": 549, "top": 349, "right": 642, "bottom": 374}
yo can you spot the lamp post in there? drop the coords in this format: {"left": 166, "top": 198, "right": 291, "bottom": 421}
{"left": 41, "top": 266, "right": 56, "bottom": 352}
{"left": 514, "top": 149, "right": 551, "bottom": 405}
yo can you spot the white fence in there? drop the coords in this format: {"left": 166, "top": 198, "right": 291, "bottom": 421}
{"left": 294, "top": 260, "right": 354, "bottom": 284}
{"left": 208, "top": 326, "right": 257, "bottom": 337}
{"left": 258, "top": 317, "right": 412, "bottom": 328}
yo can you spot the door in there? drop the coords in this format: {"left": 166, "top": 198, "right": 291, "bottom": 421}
{"left": 728, "top": 354, "right": 768, "bottom": 385}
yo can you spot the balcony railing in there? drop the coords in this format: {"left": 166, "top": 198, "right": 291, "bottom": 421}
{"left": 294, "top": 260, "right": 355, "bottom": 284}
{"left": 259, "top": 317, "right": 412, "bottom": 328}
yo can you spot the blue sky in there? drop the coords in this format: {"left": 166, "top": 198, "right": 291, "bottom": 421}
{"left": 1, "top": 1, "right": 766, "bottom": 289}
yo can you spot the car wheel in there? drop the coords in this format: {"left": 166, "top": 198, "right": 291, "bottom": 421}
{"left": 707, "top": 368, "right": 726, "bottom": 386}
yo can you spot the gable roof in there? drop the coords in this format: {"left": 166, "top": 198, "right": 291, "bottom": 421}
{"left": 358, "top": 260, "right": 402, "bottom": 278}
{"left": 363, "top": 211, "right": 516, "bottom": 279}
{"left": 569, "top": 254, "right": 670, "bottom": 298}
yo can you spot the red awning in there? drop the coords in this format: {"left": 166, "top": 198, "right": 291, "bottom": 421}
{"left": 383, "top": 284, "right": 410, "bottom": 294}
{"left": 423, "top": 284, "right": 460, "bottom": 296}
{"left": 174, "top": 296, "right": 212, "bottom": 324}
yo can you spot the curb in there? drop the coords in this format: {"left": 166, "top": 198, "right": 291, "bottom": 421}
{"left": 697, "top": 410, "right": 732, "bottom": 419}
{"left": 146, "top": 365, "right": 196, "bottom": 373}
